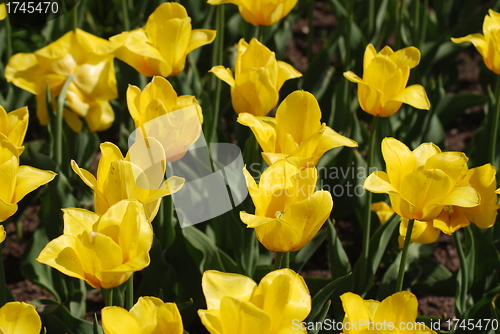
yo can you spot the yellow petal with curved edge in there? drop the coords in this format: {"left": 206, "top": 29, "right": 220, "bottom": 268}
{"left": 390, "top": 84, "right": 430, "bottom": 110}
{"left": 251, "top": 268, "right": 311, "bottom": 333}
{"left": 198, "top": 309, "right": 223, "bottom": 334}
{"left": 242, "top": 167, "right": 267, "bottom": 212}
{"left": 62, "top": 208, "right": 100, "bottom": 237}
{"left": 253, "top": 217, "right": 301, "bottom": 252}
{"left": 71, "top": 160, "right": 97, "bottom": 190}
{"left": 126, "top": 85, "right": 142, "bottom": 123}
{"left": 363, "top": 44, "right": 378, "bottom": 72}
{"left": 382, "top": 137, "right": 416, "bottom": 191}
{"left": 13, "top": 166, "right": 56, "bottom": 203}
{"left": 0, "top": 4, "right": 6, "bottom": 20}
{"left": 432, "top": 207, "right": 470, "bottom": 235}
{"left": 140, "top": 76, "right": 178, "bottom": 118}
{"left": 451, "top": 34, "right": 487, "bottom": 58}
{"left": 399, "top": 219, "right": 439, "bottom": 248}
{"left": 155, "top": 302, "right": 184, "bottom": 334}
{"left": 340, "top": 292, "right": 371, "bottom": 334}
{"left": 5, "top": 106, "right": 29, "bottom": 150}
{"left": 126, "top": 296, "right": 163, "bottom": 333}
{"left": 373, "top": 291, "right": 418, "bottom": 330}
{"left": 275, "top": 91, "right": 321, "bottom": 151}
{"left": 371, "top": 202, "right": 395, "bottom": 224}
{"left": 390, "top": 46, "right": 421, "bottom": 69}
{"left": 36, "top": 235, "right": 86, "bottom": 282}
{"left": 237, "top": 113, "right": 276, "bottom": 153}
{"left": 210, "top": 66, "right": 236, "bottom": 87}
{"left": 0, "top": 302, "right": 41, "bottom": 334}
{"left": 219, "top": 298, "right": 272, "bottom": 334}
{"left": 96, "top": 142, "right": 125, "bottom": 188}
{"left": 5, "top": 53, "right": 44, "bottom": 95}
{"left": 364, "top": 171, "right": 399, "bottom": 195}
{"left": 0, "top": 226, "right": 5, "bottom": 244}
{"left": 201, "top": 270, "right": 257, "bottom": 310}
{"left": 187, "top": 29, "right": 217, "bottom": 55}
{"left": 413, "top": 142, "right": 441, "bottom": 170}
{"left": 0, "top": 199, "right": 18, "bottom": 222}
{"left": 0, "top": 155, "right": 17, "bottom": 206}
{"left": 232, "top": 67, "right": 279, "bottom": 116}
{"left": 424, "top": 152, "right": 468, "bottom": 182}
{"left": 276, "top": 61, "right": 302, "bottom": 90}
{"left": 102, "top": 306, "right": 143, "bottom": 334}
{"left": 314, "top": 126, "right": 358, "bottom": 159}
{"left": 440, "top": 185, "right": 480, "bottom": 208}
{"left": 364, "top": 56, "right": 398, "bottom": 92}
{"left": 399, "top": 169, "right": 453, "bottom": 221}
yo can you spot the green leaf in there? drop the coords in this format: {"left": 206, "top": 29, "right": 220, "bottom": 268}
{"left": 306, "top": 273, "right": 351, "bottom": 323}
{"left": 93, "top": 314, "right": 103, "bottom": 334}
{"left": 308, "top": 301, "right": 331, "bottom": 334}
{"left": 290, "top": 227, "right": 327, "bottom": 273}
{"left": 33, "top": 299, "right": 94, "bottom": 334}
{"left": 326, "top": 219, "right": 351, "bottom": 280}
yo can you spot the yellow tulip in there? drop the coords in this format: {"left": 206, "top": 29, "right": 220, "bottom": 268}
{"left": 0, "top": 302, "right": 42, "bottom": 334}
{"left": 102, "top": 296, "right": 183, "bottom": 334}
{"left": 37, "top": 200, "right": 153, "bottom": 289}
{"left": 344, "top": 44, "right": 430, "bottom": 117}
{"left": 110, "top": 2, "right": 216, "bottom": 77}
{"left": 0, "top": 4, "right": 6, "bottom": 20}
{"left": 452, "top": 10, "right": 500, "bottom": 74}
{"left": 238, "top": 90, "right": 357, "bottom": 167}
{"left": 207, "top": 0, "right": 298, "bottom": 26}
{"left": 0, "top": 137, "right": 56, "bottom": 222}
{"left": 127, "top": 76, "right": 202, "bottom": 162}
{"left": 240, "top": 159, "right": 333, "bottom": 252}
{"left": 211, "top": 38, "right": 302, "bottom": 116}
{"left": 71, "top": 139, "right": 184, "bottom": 222}
{"left": 340, "top": 291, "right": 436, "bottom": 334}
{"left": 5, "top": 29, "right": 117, "bottom": 133}
{"left": 0, "top": 106, "right": 28, "bottom": 155}
{"left": 198, "top": 269, "right": 311, "bottom": 334}
{"left": 364, "top": 138, "right": 480, "bottom": 222}
{"left": 0, "top": 225, "right": 5, "bottom": 244}
{"left": 370, "top": 202, "right": 394, "bottom": 224}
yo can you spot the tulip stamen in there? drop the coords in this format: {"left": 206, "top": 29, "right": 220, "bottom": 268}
{"left": 275, "top": 211, "right": 284, "bottom": 219}
{"left": 444, "top": 205, "right": 454, "bottom": 213}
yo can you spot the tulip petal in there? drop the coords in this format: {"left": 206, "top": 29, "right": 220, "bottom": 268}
{"left": 432, "top": 207, "right": 470, "bottom": 235}
{"left": 102, "top": 306, "right": 143, "bottom": 334}
{"left": 156, "top": 302, "right": 184, "bottom": 334}
{"left": 373, "top": 291, "right": 418, "bottom": 329}
{"left": 451, "top": 34, "right": 487, "bottom": 58}
{"left": 276, "top": 61, "right": 302, "bottom": 90}
{"left": 390, "top": 46, "right": 421, "bottom": 69}
{"left": 364, "top": 171, "right": 399, "bottom": 195}
{"left": 390, "top": 84, "right": 430, "bottom": 110}
{"left": 6, "top": 106, "right": 29, "bottom": 149}
{"left": 363, "top": 44, "right": 378, "bottom": 72}
{"left": 210, "top": 66, "right": 236, "bottom": 87}
{"left": 198, "top": 309, "right": 224, "bottom": 334}
{"left": 0, "top": 302, "right": 41, "bottom": 334}
{"left": 220, "top": 298, "right": 272, "bottom": 334}
{"left": 232, "top": 67, "right": 279, "bottom": 116}
{"left": 5, "top": 53, "right": 46, "bottom": 95}
{"left": 441, "top": 185, "right": 480, "bottom": 208}
{"left": 62, "top": 208, "right": 100, "bottom": 237}
{"left": 36, "top": 235, "right": 86, "bottom": 283}
{"left": 187, "top": 29, "right": 217, "bottom": 55}
{"left": 13, "top": 166, "right": 56, "bottom": 203}
{"left": 398, "top": 219, "right": 439, "bottom": 248}
{"left": 382, "top": 137, "right": 416, "bottom": 191}
{"left": 413, "top": 142, "right": 442, "bottom": 169}
{"left": 424, "top": 152, "right": 468, "bottom": 182}
{"left": 340, "top": 292, "right": 372, "bottom": 334}
{"left": 0, "top": 199, "right": 18, "bottom": 222}
{"left": 237, "top": 113, "right": 276, "bottom": 153}
{"left": 201, "top": 270, "right": 257, "bottom": 310}
{"left": 71, "top": 160, "right": 97, "bottom": 190}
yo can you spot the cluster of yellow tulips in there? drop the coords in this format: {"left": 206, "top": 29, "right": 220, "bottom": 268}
{"left": 0, "top": 0, "right": 500, "bottom": 333}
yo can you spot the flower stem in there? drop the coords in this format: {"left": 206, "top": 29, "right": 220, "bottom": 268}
{"left": 103, "top": 288, "right": 113, "bottom": 307}
{"left": 453, "top": 230, "right": 468, "bottom": 315}
{"left": 396, "top": 219, "right": 414, "bottom": 292}
{"left": 72, "top": 1, "right": 78, "bottom": 31}
{"left": 273, "top": 252, "right": 289, "bottom": 270}
{"left": 5, "top": 14, "right": 12, "bottom": 62}
{"left": 126, "top": 274, "right": 134, "bottom": 310}
{"left": 54, "top": 75, "right": 73, "bottom": 169}
{"left": 121, "top": 0, "right": 130, "bottom": 31}
{"left": 307, "top": 0, "right": 314, "bottom": 59}
{"left": 361, "top": 116, "right": 379, "bottom": 265}
{"left": 489, "top": 75, "right": 500, "bottom": 166}
{"left": 210, "top": 5, "right": 225, "bottom": 143}
{"left": 0, "top": 243, "right": 6, "bottom": 306}
{"left": 395, "top": 0, "right": 405, "bottom": 49}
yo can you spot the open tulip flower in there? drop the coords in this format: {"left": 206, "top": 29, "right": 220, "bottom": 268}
{"left": 0, "top": 302, "right": 42, "bottom": 334}
{"left": 110, "top": 2, "right": 216, "bottom": 77}
{"left": 102, "top": 296, "right": 183, "bottom": 334}
{"left": 344, "top": 44, "right": 430, "bottom": 117}
{"left": 0, "top": 137, "right": 56, "bottom": 222}
{"left": 37, "top": 200, "right": 153, "bottom": 289}
{"left": 71, "top": 139, "right": 184, "bottom": 222}
{"left": 364, "top": 138, "right": 480, "bottom": 222}
{"left": 127, "top": 76, "right": 203, "bottom": 162}
{"left": 0, "top": 4, "right": 6, "bottom": 20}
{"left": 340, "top": 291, "right": 436, "bottom": 334}
{"left": 198, "top": 269, "right": 311, "bottom": 334}
{"left": 0, "top": 106, "right": 28, "bottom": 156}
{"left": 238, "top": 90, "right": 358, "bottom": 167}
{"left": 211, "top": 38, "right": 302, "bottom": 116}
{"left": 452, "top": 9, "right": 500, "bottom": 74}
{"left": 5, "top": 29, "right": 117, "bottom": 132}
{"left": 207, "top": 0, "right": 298, "bottom": 26}
{"left": 240, "top": 159, "right": 333, "bottom": 252}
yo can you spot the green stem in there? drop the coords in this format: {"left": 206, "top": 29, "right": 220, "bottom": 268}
{"left": 0, "top": 243, "right": 6, "bottom": 306}
{"left": 344, "top": 0, "right": 354, "bottom": 68}
{"left": 453, "top": 231, "right": 468, "bottom": 315}
{"left": 361, "top": 116, "right": 379, "bottom": 262}
{"left": 307, "top": 0, "right": 314, "bottom": 59}
{"left": 368, "top": 0, "right": 375, "bottom": 37}
{"left": 273, "top": 252, "right": 289, "bottom": 270}
{"left": 72, "top": 1, "right": 78, "bottom": 31}
{"left": 55, "top": 75, "right": 73, "bottom": 169}
{"left": 5, "top": 14, "right": 12, "bottom": 62}
{"left": 489, "top": 75, "right": 500, "bottom": 166}
{"left": 121, "top": 0, "right": 130, "bottom": 31}
{"left": 103, "top": 288, "right": 113, "bottom": 307}
{"left": 210, "top": 5, "right": 225, "bottom": 143}
{"left": 396, "top": 0, "right": 405, "bottom": 49}
{"left": 257, "top": 25, "right": 264, "bottom": 42}
{"left": 396, "top": 219, "right": 415, "bottom": 292}
{"left": 126, "top": 274, "right": 134, "bottom": 310}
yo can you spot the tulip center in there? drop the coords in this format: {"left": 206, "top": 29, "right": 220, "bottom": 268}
{"left": 275, "top": 211, "right": 284, "bottom": 219}
{"left": 444, "top": 205, "right": 454, "bottom": 213}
